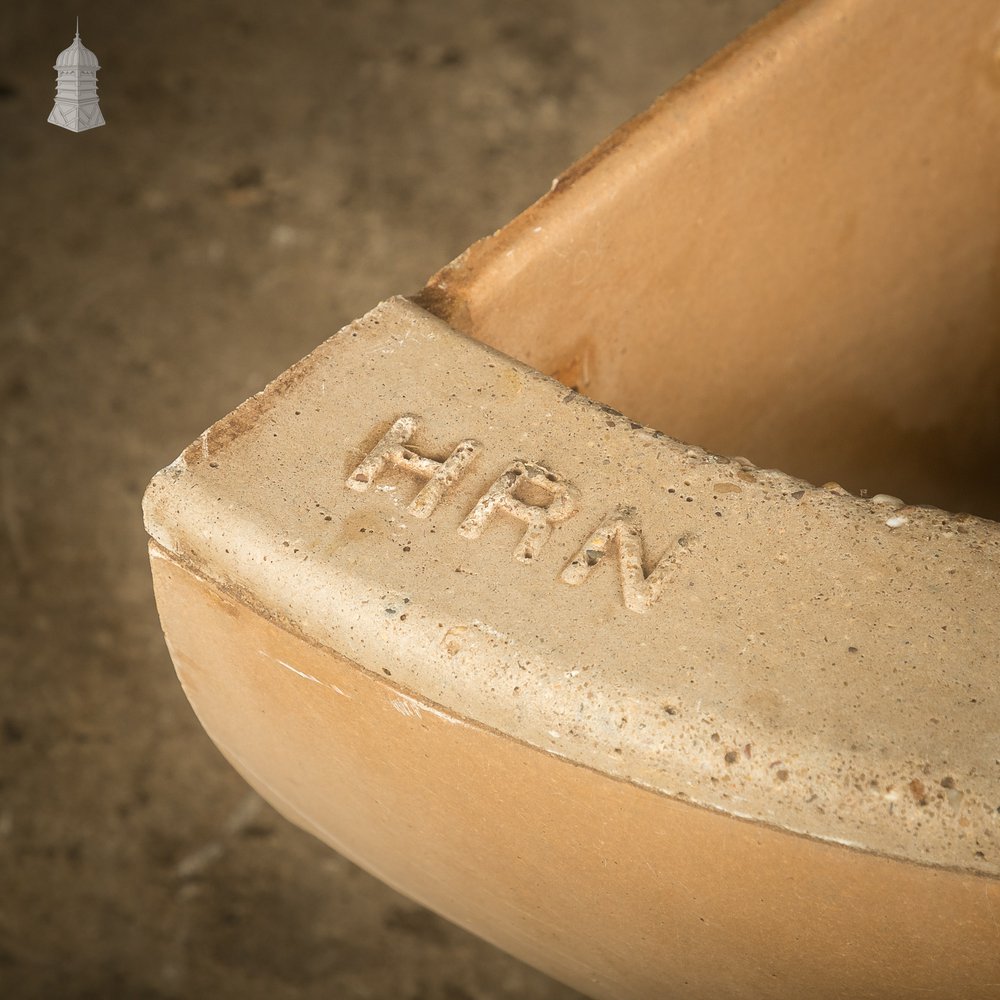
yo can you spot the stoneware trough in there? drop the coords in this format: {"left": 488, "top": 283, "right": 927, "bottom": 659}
{"left": 143, "top": 0, "right": 1000, "bottom": 996}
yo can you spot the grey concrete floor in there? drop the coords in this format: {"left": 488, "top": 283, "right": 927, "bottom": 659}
{"left": 0, "top": 2, "right": 776, "bottom": 997}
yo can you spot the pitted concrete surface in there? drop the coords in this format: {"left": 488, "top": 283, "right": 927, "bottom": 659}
{"left": 145, "top": 298, "right": 1000, "bottom": 876}
{"left": 0, "top": 2, "right": 777, "bottom": 998}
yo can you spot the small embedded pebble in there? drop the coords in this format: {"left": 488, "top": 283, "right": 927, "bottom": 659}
{"left": 871, "top": 493, "right": 905, "bottom": 509}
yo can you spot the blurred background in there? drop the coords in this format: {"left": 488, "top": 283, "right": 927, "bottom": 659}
{"left": 0, "top": 2, "right": 776, "bottom": 997}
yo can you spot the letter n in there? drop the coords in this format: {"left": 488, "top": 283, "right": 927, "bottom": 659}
{"left": 561, "top": 506, "right": 692, "bottom": 613}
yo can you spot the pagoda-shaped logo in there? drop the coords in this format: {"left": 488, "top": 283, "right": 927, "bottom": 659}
{"left": 48, "top": 19, "right": 105, "bottom": 132}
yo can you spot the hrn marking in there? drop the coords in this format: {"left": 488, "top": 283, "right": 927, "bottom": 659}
{"left": 346, "top": 414, "right": 693, "bottom": 614}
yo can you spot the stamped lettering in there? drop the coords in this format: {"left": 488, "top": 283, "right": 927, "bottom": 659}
{"left": 346, "top": 415, "right": 694, "bottom": 612}
{"left": 560, "top": 505, "right": 692, "bottom": 613}
{"left": 458, "top": 461, "right": 579, "bottom": 563}
{"left": 346, "top": 414, "right": 481, "bottom": 518}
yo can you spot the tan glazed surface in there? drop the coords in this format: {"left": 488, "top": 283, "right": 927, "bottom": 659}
{"left": 144, "top": 298, "right": 1000, "bottom": 879}
{"left": 149, "top": 549, "right": 1000, "bottom": 1000}
{"left": 420, "top": 0, "right": 1000, "bottom": 520}
{"left": 143, "top": 0, "right": 1000, "bottom": 994}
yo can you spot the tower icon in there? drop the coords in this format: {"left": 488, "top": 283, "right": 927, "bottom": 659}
{"left": 48, "top": 19, "right": 105, "bottom": 132}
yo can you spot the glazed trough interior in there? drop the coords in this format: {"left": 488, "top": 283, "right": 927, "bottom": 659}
{"left": 140, "top": 4, "right": 1000, "bottom": 995}
{"left": 418, "top": 0, "right": 1000, "bottom": 522}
